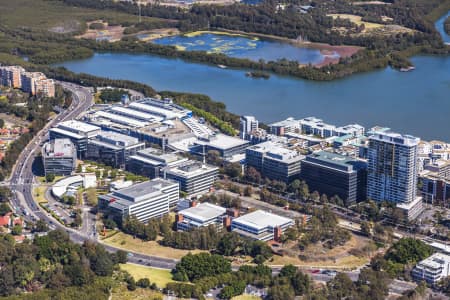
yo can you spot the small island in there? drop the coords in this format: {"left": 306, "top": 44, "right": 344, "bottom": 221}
{"left": 245, "top": 71, "right": 270, "bottom": 79}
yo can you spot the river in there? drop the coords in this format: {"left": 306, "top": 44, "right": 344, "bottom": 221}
{"left": 57, "top": 12, "right": 450, "bottom": 141}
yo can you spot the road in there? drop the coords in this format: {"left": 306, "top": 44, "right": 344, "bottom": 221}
{"left": 2, "top": 82, "right": 429, "bottom": 294}
{"left": 5, "top": 82, "right": 179, "bottom": 270}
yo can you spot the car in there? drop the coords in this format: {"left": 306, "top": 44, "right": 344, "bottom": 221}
{"left": 127, "top": 253, "right": 134, "bottom": 257}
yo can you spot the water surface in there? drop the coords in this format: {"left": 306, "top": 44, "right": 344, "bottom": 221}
{"left": 153, "top": 32, "right": 329, "bottom": 64}
{"left": 57, "top": 11, "right": 450, "bottom": 141}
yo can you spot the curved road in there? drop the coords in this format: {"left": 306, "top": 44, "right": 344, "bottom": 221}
{"left": 7, "top": 82, "right": 177, "bottom": 269}
{"left": 6, "top": 82, "right": 359, "bottom": 280}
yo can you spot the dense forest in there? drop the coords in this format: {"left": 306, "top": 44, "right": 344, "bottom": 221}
{"left": 0, "top": 230, "right": 128, "bottom": 298}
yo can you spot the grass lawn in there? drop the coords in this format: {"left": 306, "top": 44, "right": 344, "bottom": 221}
{"left": 120, "top": 263, "right": 174, "bottom": 288}
{"left": 36, "top": 175, "right": 64, "bottom": 184}
{"left": 327, "top": 14, "right": 383, "bottom": 29}
{"left": 0, "top": 0, "right": 164, "bottom": 32}
{"left": 111, "top": 283, "right": 164, "bottom": 300}
{"left": 33, "top": 186, "right": 48, "bottom": 204}
{"left": 232, "top": 295, "right": 262, "bottom": 300}
{"left": 102, "top": 231, "right": 205, "bottom": 259}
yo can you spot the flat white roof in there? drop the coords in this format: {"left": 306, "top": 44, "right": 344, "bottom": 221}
{"left": 110, "top": 106, "right": 163, "bottom": 122}
{"left": 232, "top": 210, "right": 293, "bottom": 230}
{"left": 180, "top": 203, "right": 226, "bottom": 222}
{"left": 94, "top": 110, "right": 149, "bottom": 128}
{"left": 196, "top": 134, "right": 249, "bottom": 150}
{"left": 58, "top": 120, "right": 100, "bottom": 133}
{"left": 166, "top": 161, "right": 218, "bottom": 177}
{"left": 129, "top": 101, "right": 181, "bottom": 119}
{"left": 49, "top": 127, "right": 84, "bottom": 140}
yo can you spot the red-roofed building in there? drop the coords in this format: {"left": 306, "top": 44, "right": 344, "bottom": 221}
{"left": 0, "top": 212, "right": 12, "bottom": 227}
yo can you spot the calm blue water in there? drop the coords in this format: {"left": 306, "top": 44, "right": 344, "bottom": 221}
{"left": 153, "top": 33, "right": 328, "bottom": 64}
{"left": 57, "top": 12, "right": 450, "bottom": 141}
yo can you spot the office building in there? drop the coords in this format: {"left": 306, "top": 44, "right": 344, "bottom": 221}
{"left": 99, "top": 178, "right": 179, "bottom": 223}
{"left": 165, "top": 160, "right": 219, "bottom": 195}
{"left": 86, "top": 131, "right": 145, "bottom": 168}
{"left": 191, "top": 134, "right": 250, "bottom": 159}
{"left": 367, "top": 131, "right": 423, "bottom": 220}
{"left": 49, "top": 120, "right": 101, "bottom": 158}
{"left": 231, "top": 210, "right": 294, "bottom": 241}
{"left": 412, "top": 253, "right": 450, "bottom": 285}
{"left": 0, "top": 66, "right": 25, "bottom": 88}
{"left": 42, "top": 139, "right": 77, "bottom": 176}
{"left": 269, "top": 118, "right": 300, "bottom": 136}
{"left": 127, "top": 147, "right": 188, "bottom": 179}
{"left": 176, "top": 202, "right": 227, "bottom": 231}
{"left": 246, "top": 141, "right": 304, "bottom": 183}
{"left": 240, "top": 116, "right": 259, "bottom": 140}
{"left": 300, "top": 151, "right": 367, "bottom": 206}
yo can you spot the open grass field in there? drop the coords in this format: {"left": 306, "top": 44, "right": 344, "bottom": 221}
{"left": 33, "top": 186, "right": 48, "bottom": 204}
{"left": 119, "top": 263, "right": 174, "bottom": 288}
{"left": 0, "top": 0, "right": 163, "bottom": 33}
{"left": 102, "top": 231, "right": 205, "bottom": 259}
{"left": 111, "top": 283, "right": 164, "bottom": 300}
{"left": 328, "top": 14, "right": 384, "bottom": 29}
{"left": 231, "top": 295, "right": 262, "bottom": 300}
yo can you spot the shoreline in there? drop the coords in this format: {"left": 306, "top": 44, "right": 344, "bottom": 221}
{"left": 146, "top": 28, "right": 362, "bottom": 67}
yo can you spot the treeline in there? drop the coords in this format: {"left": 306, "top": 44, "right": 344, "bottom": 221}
{"left": 168, "top": 253, "right": 312, "bottom": 300}
{"left": 445, "top": 16, "right": 450, "bottom": 35}
{"left": 0, "top": 229, "right": 128, "bottom": 297}
{"left": 99, "top": 88, "right": 130, "bottom": 103}
{"left": 0, "top": 90, "right": 68, "bottom": 180}
{"left": 159, "top": 91, "right": 240, "bottom": 129}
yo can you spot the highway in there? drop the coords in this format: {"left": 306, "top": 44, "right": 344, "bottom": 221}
{"left": 6, "top": 82, "right": 178, "bottom": 270}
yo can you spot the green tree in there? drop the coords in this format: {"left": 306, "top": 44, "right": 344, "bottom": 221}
{"left": 46, "top": 173, "right": 55, "bottom": 182}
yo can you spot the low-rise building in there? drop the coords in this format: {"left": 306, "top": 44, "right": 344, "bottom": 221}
{"left": 300, "top": 151, "right": 367, "bottom": 206}
{"left": 164, "top": 160, "right": 219, "bottom": 195}
{"left": 246, "top": 141, "right": 304, "bottom": 183}
{"left": 231, "top": 210, "right": 294, "bottom": 241}
{"left": 191, "top": 134, "right": 250, "bottom": 159}
{"left": 42, "top": 139, "right": 77, "bottom": 176}
{"left": 86, "top": 131, "right": 145, "bottom": 168}
{"left": 176, "top": 202, "right": 227, "bottom": 231}
{"left": 412, "top": 252, "right": 450, "bottom": 285}
{"left": 99, "top": 178, "right": 179, "bottom": 223}
{"left": 127, "top": 148, "right": 188, "bottom": 179}
{"left": 49, "top": 120, "right": 101, "bottom": 158}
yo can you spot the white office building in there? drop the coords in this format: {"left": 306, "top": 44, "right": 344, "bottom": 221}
{"left": 165, "top": 160, "right": 219, "bottom": 195}
{"left": 176, "top": 202, "right": 227, "bottom": 231}
{"left": 99, "top": 178, "right": 179, "bottom": 223}
{"left": 240, "top": 116, "right": 259, "bottom": 139}
{"left": 49, "top": 120, "right": 101, "bottom": 158}
{"left": 231, "top": 210, "right": 294, "bottom": 241}
{"left": 412, "top": 252, "right": 450, "bottom": 285}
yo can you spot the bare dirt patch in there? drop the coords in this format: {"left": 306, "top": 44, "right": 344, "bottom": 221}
{"left": 76, "top": 20, "right": 125, "bottom": 42}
